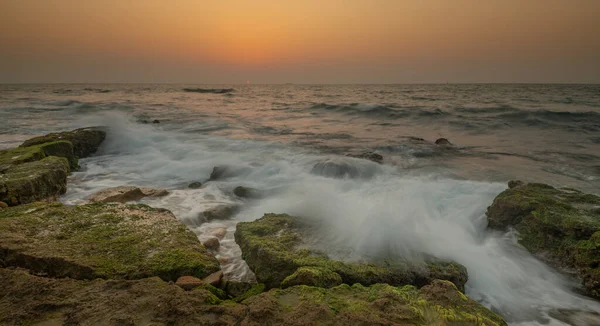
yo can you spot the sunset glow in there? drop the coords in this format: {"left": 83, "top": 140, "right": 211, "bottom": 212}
{"left": 1, "top": 0, "right": 599, "bottom": 83}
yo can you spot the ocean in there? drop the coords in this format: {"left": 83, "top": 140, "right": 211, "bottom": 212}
{"left": 1, "top": 84, "right": 600, "bottom": 325}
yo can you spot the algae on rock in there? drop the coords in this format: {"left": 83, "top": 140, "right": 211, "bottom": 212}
{"left": 486, "top": 181, "right": 600, "bottom": 298}
{"left": 20, "top": 127, "right": 106, "bottom": 158}
{"left": 0, "top": 202, "right": 220, "bottom": 281}
{"left": 234, "top": 213, "right": 468, "bottom": 290}
{"left": 0, "top": 268, "right": 507, "bottom": 326}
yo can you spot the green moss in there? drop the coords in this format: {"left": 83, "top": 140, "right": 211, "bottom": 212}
{"left": 0, "top": 202, "right": 220, "bottom": 281}
{"left": 20, "top": 127, "right": 106, "bottom": 158}
{"left": 235, "top": 283, "right": 266, "bottom": 302}
{"left": 281, "top": 266, "right": 343, "bottom": 288}
{"left": 235, "top": 213, "right": 468, "bottom": 290}
{"left": 487, "top": 181, "right": 600, "bottom": 298}
{"left": 196, "top": 283, "right": 228, "bottom": 300}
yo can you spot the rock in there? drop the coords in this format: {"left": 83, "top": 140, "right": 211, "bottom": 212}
{"left": 310, "top": 158, "right": 360, "bottom": 178}
{"left": 139, "top": 187, "right": 169, "bottom": 197}
{"left": 203, "top": 270, "right": 223, "bottom": 287}
{"left": 233, "top": 186, "right": 262, "bottom": 199}
{"left": 231, "top": 283, "right": 266, "bottom": 302}
{"left": 0, "top": 202, "right": 7, "bottom": 209}
{"left": 209, "top": 166, "right": 229, "bottom": 181}
{"left": 183, "top": 88, "right": 234, "bottom": 94}
{"left": 202, "top": 237, "right": 220, "bottom": 250}
{"left": 0, "top": 268, "right": 506, "bottom": 326}
{"left": 435, "top": 138, "right": 453, "bottom": 146}
{"left": 0, "top": 202, "right": 220, "bottom": 281}
{"left": 88, "top": 186, "right": 145, "bottom": 203}
{"left": 208, "top": 165, "right": 251, "bottom": 181}
{"left": 508, "top": 180, "right": 524, "bottom": 189}
{"left": 224, "top": 280, "right": 255, "bottom": 298}
{"left": 208, "top": 227, "right": 228, "bottom": 239}
{"left": 89, "top": 186, "right": 168, "bottom": 203}
{"left": 1, "top": 139, "right": 77, "bottom": 170}
{"left": 281, "top": 266, "right": 343, "bottom": 289}
{"left": 345, "top": 152, "right": 383, "bottom": 164}
{"left": 20, "top": 127, "right": 106, "bottom": 158}
{"left": 234, "top": 213, "right": 468, "bottom": 290}
{"left": 176, "top": 276, "right": 204, "bottom": 291}
{"left": 188, "top": 181, "right": 202, "bottom": 189}
{"left": 152, "top": 119, "right": 160, "bottom": 124}
{"left": 0, "top": 156, "right": 70, "bottom": 206}
{"left": 201, "top": 204, "right": 240, "bottom": 221}
{"left": 486, "top": 181, "right": 600, "bottom": 298}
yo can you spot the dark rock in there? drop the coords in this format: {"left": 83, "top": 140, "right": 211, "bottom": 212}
{"left": 233, "top": 186, "right": 262, "bottom": 199}
{"left": 203, "top": 270, "right": 224, "bottom": 287}
{"left": 486, "top": 181, "right": 600, "bottom": 298}
{"left": 508, "top": 180, "right": 524, "bottom": 189}
{"left": 201, "top": 204, "right": 241, "bottom": 221}
{"left": 183, "top": 88, "right": 234, "bottom": 94}
{"left": 435, "top": 138, "right": 453, "bottom": 146}
{"left": 188, "top": 181, "right": 203, "bottom": 189}
{"left": 152, "top": 119, "right": 160, "bottom": 124}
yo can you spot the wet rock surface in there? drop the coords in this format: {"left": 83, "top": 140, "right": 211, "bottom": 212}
{"left": 20, "top": 127, "right": 106, "bottom": 158}
{"left": 0, "top": 202, "right": 220, "bottom": 281}
{"left": 0, "top": 268, "right": 506, "bottom": 326}
{"left": 234, "top": 213, "right": 468, "bottom": 290}
{"left": 89, "top": 186, "right": 169, "bottom": 203}
{"left": 487, "top": 181, "right": 600, "bottom": 298}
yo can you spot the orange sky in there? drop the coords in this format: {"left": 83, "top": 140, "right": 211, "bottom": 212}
{"left": 1, "top": 0, "right": 599, "bottom": 83}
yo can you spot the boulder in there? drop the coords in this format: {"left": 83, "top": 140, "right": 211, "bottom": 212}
{"left": 176, "top": 276, "right": 204, "bottom": 291}
{"left": 0, "top": 140, "right": 77, "bottom": 170}
{"left": 0, "top": 268, "right": 506, "bottom": 326}
{"left": 345, "top": 152, "right": 383, "bottom": 164}
{"left": 234, "top": 213, "right": 468, "bottom": 290}
{"left": 202, "top": 237, "right": 220, "bottom": 250}
{"left": 89, "top": 186, "right": 168, "bottom": 203}
{"left": 20, "top": 127, "right": 106, "bottom": 158}
{"left": 0, "top": 202, "right": 7, "bottom": 209}
{"left": 233, "top": 186, "right": 262, "bottom": 199}
{"left": 486, "top": 181, "right": 600, "bottom": 298}
{"left": 0, "top": 202, "right": 220, "bottom": 281}
{"left": 208, "top": 165, "right": 251, "bottom": 181}
{"left": 208, "top": 227, "right": 228, "bottom": 239}
{"left": 201, "top": 204, "right": 240, "bottom": 221}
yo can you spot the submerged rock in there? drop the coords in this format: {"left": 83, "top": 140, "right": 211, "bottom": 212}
{"left": 0, "top": 268, "right": 506, "bottom": 325}
{"left": 486, "top": 181, "right": 600, "bottom": 298}
{"left": 310, "top": 158, "right": 361, "bottom": 178}
{"left": 89, "top": 186, "right": 168, "bottom": 203}
{"left": 201, "top": 204, "right": 240, "bottom": 221}
{"left": 20, "top": 127, "right": 106, "bottom": 158}
{"left": 233, "top": 186, "right": 263, "bottom": 199}
{"left": 235, "top": 213, "right": 468, "bottom": 290}
{"left": 188, "top": 181, "right": 203, "bottom": 189}
{"left": 0, "top": 202, "right": 220, "bottom": 281}
{"left": 345, "top": 151, "right": 384, "bottom": 164}
{"left": 202, "top": 237, "right": 220, "bottom": 250}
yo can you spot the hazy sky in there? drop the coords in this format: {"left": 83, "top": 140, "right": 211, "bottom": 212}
{"left": 1, "top": 0, "right": 599, "bottom": 83}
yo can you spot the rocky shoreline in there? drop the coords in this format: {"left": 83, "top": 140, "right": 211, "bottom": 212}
{"left": 1, "top": 127, "right": 598, "bottom": 325}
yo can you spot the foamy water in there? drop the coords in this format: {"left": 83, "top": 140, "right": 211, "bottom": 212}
{"left": 2, "top": 84, "right": 600, "bottom": 325}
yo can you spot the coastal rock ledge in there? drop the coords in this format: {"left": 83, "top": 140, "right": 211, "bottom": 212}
{"left": 487, "top": 181, "right": 600, "bottom": 298}
{"left": 234, "top": 213, "right": 469, "bottom": 291}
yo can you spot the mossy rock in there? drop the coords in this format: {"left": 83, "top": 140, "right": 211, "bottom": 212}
{"left": 0, "top": 140, "right": 77, "bottom": 170}
{"left": 0, "top": 156, "right": 70, "bottom": 206}
{"left": 281, "top": 266, "right": 343, "bottom": 288}
{"left": 0, "top": 202, "right": 220, "bottom": 281}
{"left": 233, "top": 186, "right": 263, "bottom": 199}
{"left": 20, "top": 127, "right": 106, "bottom": 158}
{"left": 234, "top": 213, "right": 468, "bottom": 290}
{"left": 486, "top": 181, "right": 600, "bottom": 297}
{"left": 0, "top": 268, "right": 506, "bottom": 326}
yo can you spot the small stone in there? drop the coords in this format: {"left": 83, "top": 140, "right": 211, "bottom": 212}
{"left": 208, "top": 227, "right": 227, "bottom": 240}
{"left": 176, "top": 276, "right": 204, "bottom": 291}
{"left": 152, "top": 119, "right": 160, "bottom": 124}
{"left": 435, "top": 138, "right": 453, "bottom": 146}
{"left": 202, "top": 270, "right": 223, "bottom": 287}
{"left": 188, "top": 182, "right": 202, "bottom": 189}
{"left": 0, "top": 201, "right": 8, "bottom": 209}
{"left": 202, "top": 237, "right": 220, "bottom": 250}
{"left": 218, "top": 256, "right": 230, "bottom": 264}
{"left": 88, "top": 186, "right": 145, "bottom": 203}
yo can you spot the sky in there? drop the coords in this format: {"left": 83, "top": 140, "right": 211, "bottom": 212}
{"left": 1, "top": 0, "right": 599, "bottom": 84}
